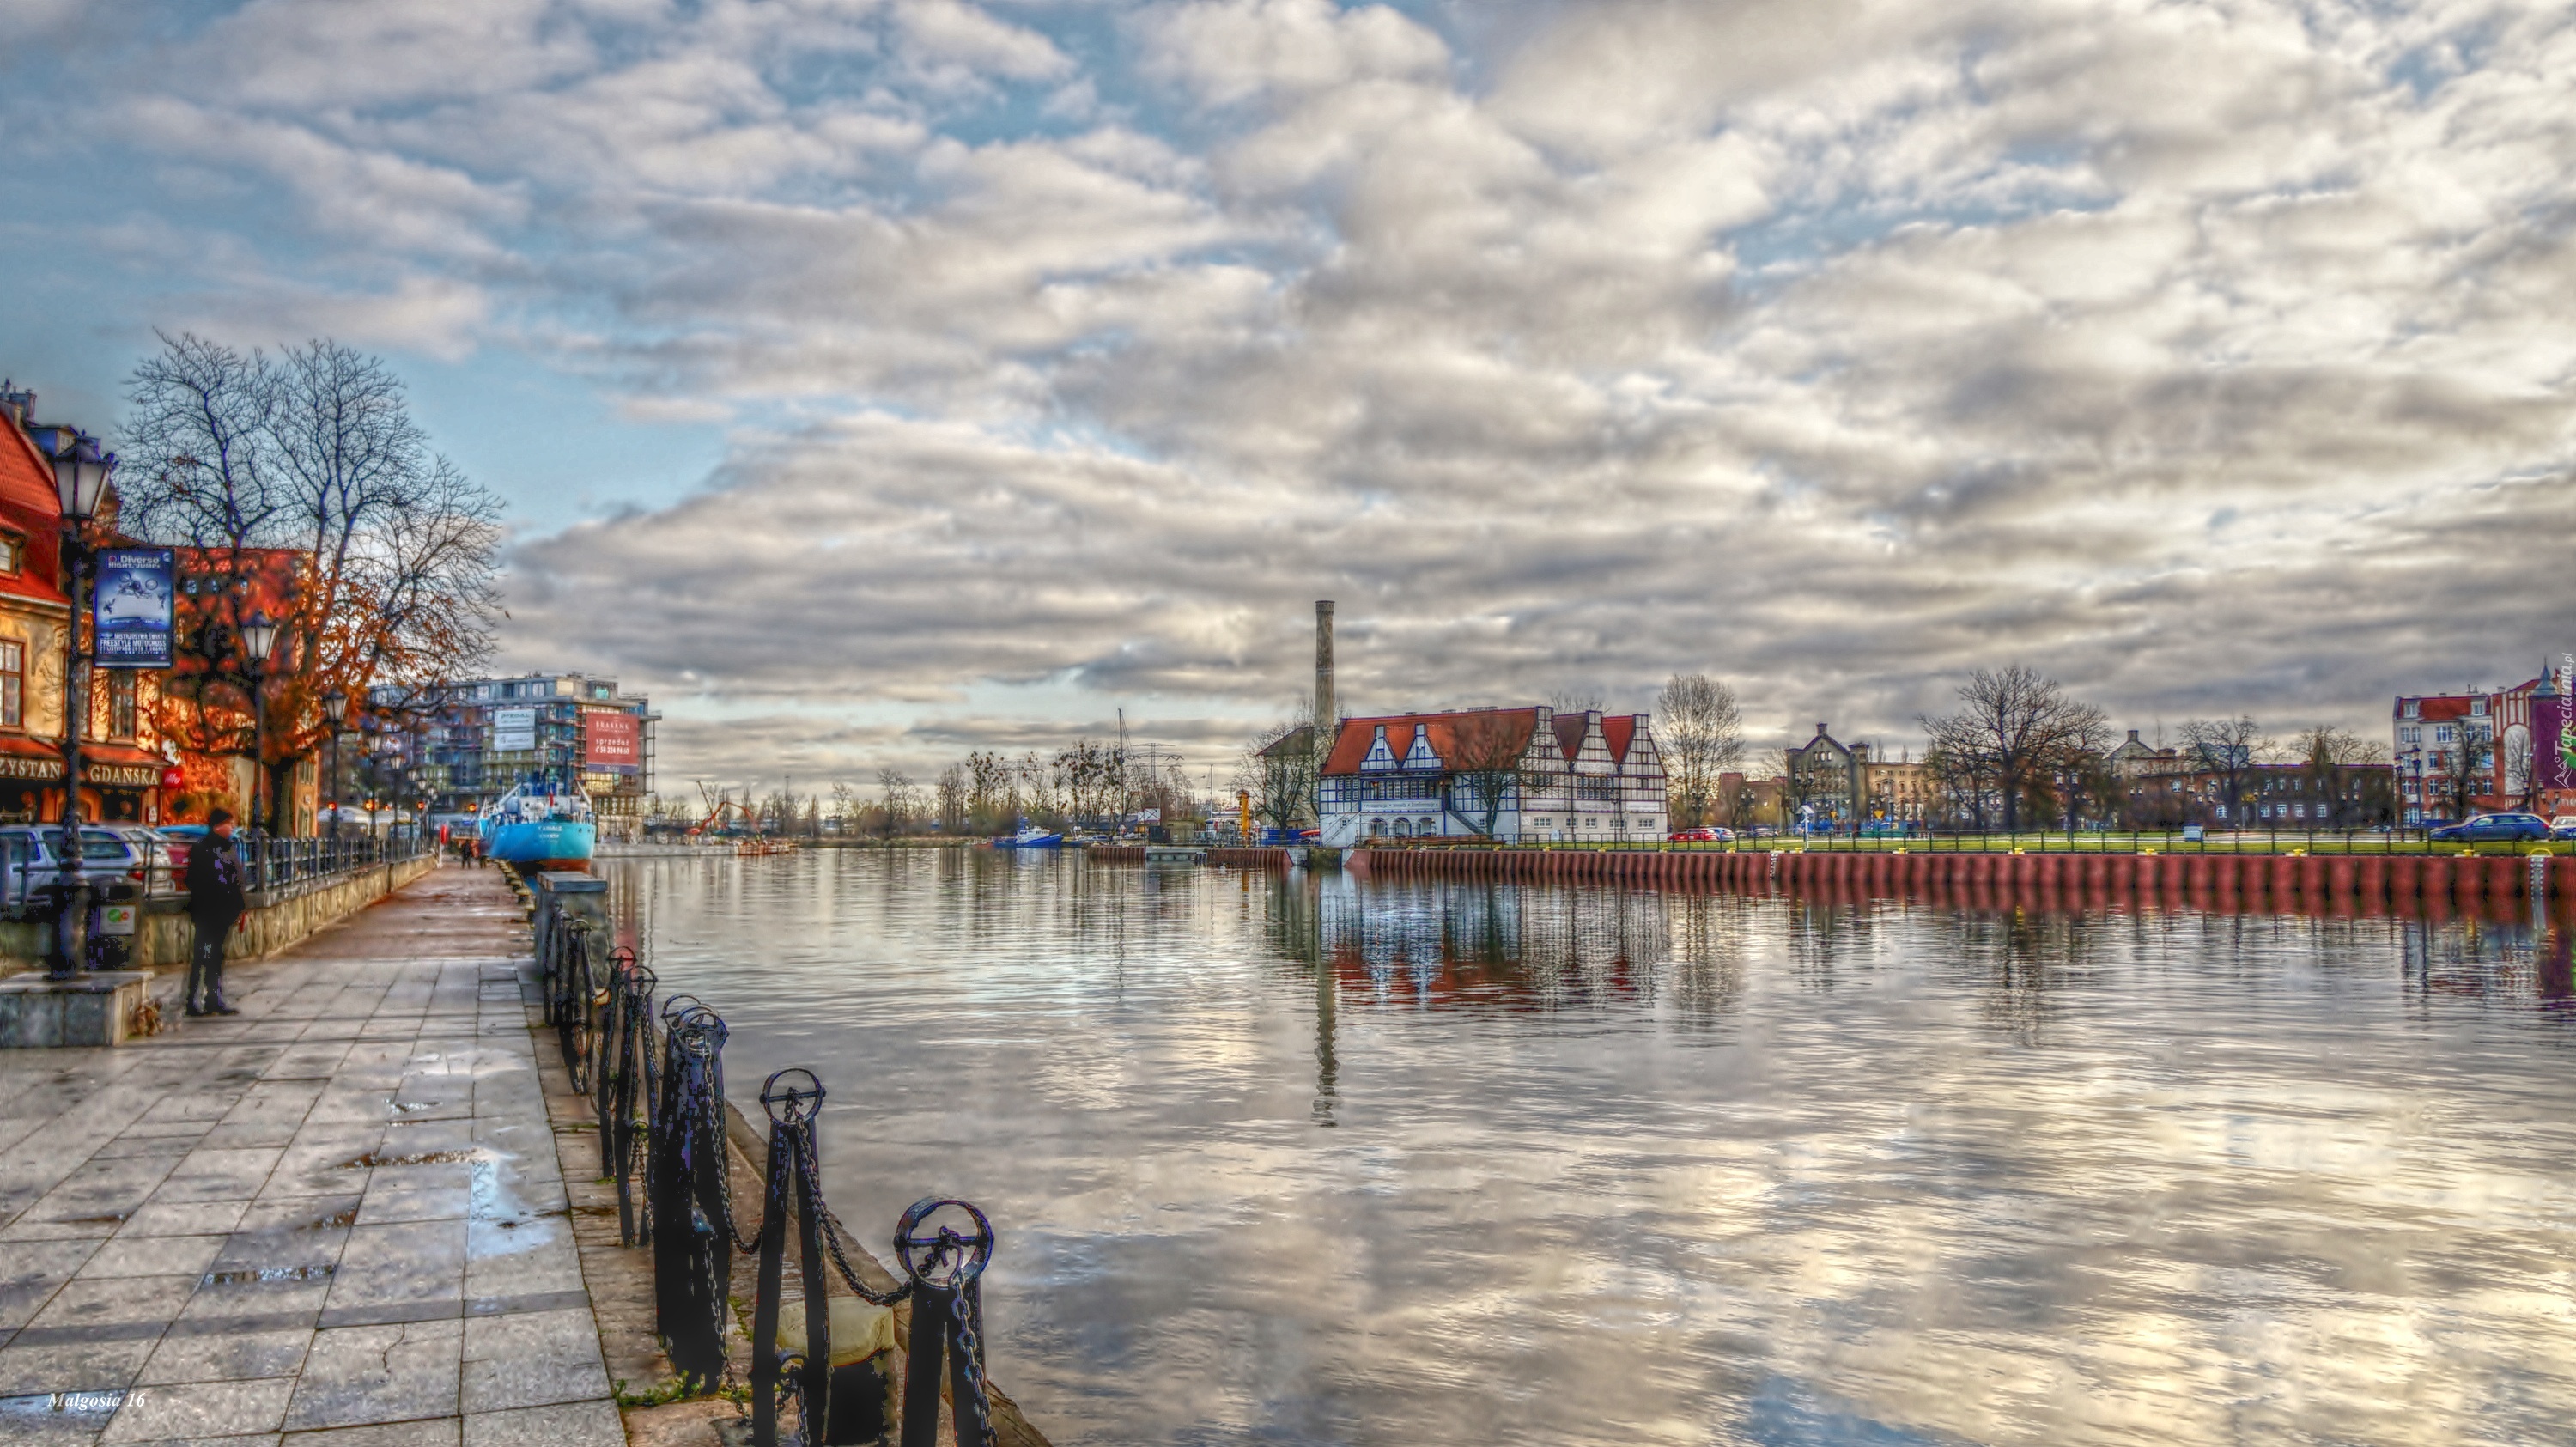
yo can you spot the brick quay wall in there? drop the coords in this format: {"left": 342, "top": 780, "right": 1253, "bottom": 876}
{"left": 1340, "top": 844, "right": 2563, "bottom": 915}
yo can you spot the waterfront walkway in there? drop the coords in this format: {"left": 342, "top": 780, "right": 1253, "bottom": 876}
{"left": 0, "top": 865, "right": 624, "bottom": 1447}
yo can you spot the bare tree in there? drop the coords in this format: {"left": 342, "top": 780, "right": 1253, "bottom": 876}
{"left": 1444, "top": 710, "right": 1537, "bottom": 839}
{"left": 875, "top": 767, "right": 914, "bottom": 839}
{"left": 1242, "top": 715, "right": 1316, "bottom": 835}
{"left": 936, "top": 763, "right": 969, "bottom": 834}
{"left": 1921, "top": 666, "right": 2110, "bottom": 831}
{"left": 1547, "top": 688, "right": 1606, "bottom": 716}
{"left": 122, "top": 333, "right": 502, "bottom": 826}
{"left": 964, "top": 751, "right": 1012, "bottom": 831}
{"left": 1656, "top": 673, "right": 1743, "bottom": 829}
{"left": 2295, "top": 725, "right": 2388, "bottom": 826}
{"left": 2434, "top": 720, "right": 2494, "bottom": 825}
{"left": 2179, "top": 716, "right": 2274, "bottom": 827}
{"left": 829, "top": 781, "right": 854, "bottom": 834}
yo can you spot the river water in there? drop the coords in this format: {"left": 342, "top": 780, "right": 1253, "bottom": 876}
{"left": 603, "top": 849, "right": 2576, "bottom": 1447}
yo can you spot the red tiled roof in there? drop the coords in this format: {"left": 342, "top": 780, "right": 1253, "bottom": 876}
{"left": 1322, "top": 709, "right": 1546, "bottom": 776}
{"left": 1551, "top": 714, "right": 1584, "bottom": 760}
{"left": 1602, "top": 715, "right": 1634, "bottom": 763}
{"left": 2414, "top": 697, "right": 2471, "bottom": 722}
{"left": 0, "top": 421, "right": 68, "bottom": 608}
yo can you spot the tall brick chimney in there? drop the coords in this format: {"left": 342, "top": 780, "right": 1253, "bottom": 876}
{"left": 1314, "top": 600, "right": 1334, "bottom": 747}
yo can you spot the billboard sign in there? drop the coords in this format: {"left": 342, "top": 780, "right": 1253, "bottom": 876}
{"left": 584, "top": 709, "right": 640, "bottom": 771}
{"left": 94, "top": 548, "right": 175, "bottom": 669}
{"left": 493, "top": 708, "right": 538, "bottom": 751}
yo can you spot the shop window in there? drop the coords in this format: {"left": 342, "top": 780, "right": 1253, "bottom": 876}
{"left": 108, "top": 671, "right": 137, "bottom": 739}
{"left": 0, "top": 640, "right": 19, "bottom": 727}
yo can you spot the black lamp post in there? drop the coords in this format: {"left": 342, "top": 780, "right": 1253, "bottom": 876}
{"left": 45, "top": 431, "right": 112, "bottom": 981}
{"left": 240, "top": 609, "right": 277, "bottom": 837}
{"left": 323, "top": 689, "right": 346, "bottom": 838}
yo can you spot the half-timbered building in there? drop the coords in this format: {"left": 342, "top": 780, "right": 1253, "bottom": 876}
{"left": 1316, "top": 706, "right": 1666, "bottom": 846}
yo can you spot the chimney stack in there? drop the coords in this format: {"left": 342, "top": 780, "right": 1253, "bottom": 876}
{"left": 1314, "top": 601, "right": 1335, "bottom": 749}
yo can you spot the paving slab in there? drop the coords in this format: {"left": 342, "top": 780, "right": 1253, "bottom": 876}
{"left": 0, "top": 868, "right": 623, "bottom": 1447}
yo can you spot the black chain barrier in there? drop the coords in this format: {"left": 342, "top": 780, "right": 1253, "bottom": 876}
{"left": 593, "top": 947, "right": 659, "bottom": 1246}
{"left": 577, "top": 958, "right": 1007, "bottom": 1444}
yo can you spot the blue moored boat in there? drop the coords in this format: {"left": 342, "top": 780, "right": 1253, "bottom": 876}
{"left": 992, "top": 819, "right": 1062, "bottom": 849}
{"left": 479, "top": 780, "right": 597, "bottom": 869}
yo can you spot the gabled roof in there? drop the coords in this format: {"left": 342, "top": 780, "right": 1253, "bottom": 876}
{"left": 0, "top": 417, "right": 68, "bottom": 609}
{"left": 1322, "top": 709, "right": 1544, "bottom": 776}
{"left": 1602, "top": 715, "right": 1634, "bottom": 762}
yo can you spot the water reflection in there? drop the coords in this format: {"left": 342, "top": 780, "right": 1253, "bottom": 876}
{"left": 610, "top": 851, "right": 2576, "bottom": 1447}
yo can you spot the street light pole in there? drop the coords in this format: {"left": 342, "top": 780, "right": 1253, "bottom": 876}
{"left": 240, "top": 610, "right": 277, "bottom": 839}
{"left": 44, "top": 431, "right": 112, "bottom": 982}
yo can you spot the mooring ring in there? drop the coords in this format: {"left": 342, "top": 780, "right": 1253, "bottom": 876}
{"left": 759, "top": 1067, "right": 825, "bottom": 1125}
{"left": 894, "top": 1197, "right": 994, "bottom": 1289}
{"left": 660, "top": 994, "right": 703, "bottom": 1024}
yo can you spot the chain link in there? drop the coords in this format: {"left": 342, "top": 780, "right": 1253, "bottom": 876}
{"left": 948, "top": 1287, "right": 997, "bottom": 1447}
{"left": 793, "top": 1124, "right": 914, "bottom": 1306}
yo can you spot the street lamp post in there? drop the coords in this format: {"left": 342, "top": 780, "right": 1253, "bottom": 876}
{"left": 240, "top": 609, "right": 277, "bottom": 838}
{"left": 323, "top": 689, "right": 344, "bottom": 839}
{"left": 45, "top": 431, "right": 112, "bottom": 981}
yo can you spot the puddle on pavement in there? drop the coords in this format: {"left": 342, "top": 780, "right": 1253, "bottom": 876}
{"left": 390, "top": 1101, "right": 445, "bottom": 1113}
{"left": 336, "top": 1148, "right": 479, "bottom": 1168}
{"left": 201, "top": 1262, "right": 335, "bottom": 1287}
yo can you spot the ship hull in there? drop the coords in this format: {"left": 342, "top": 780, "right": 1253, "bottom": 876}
{"left": 483, "top": 818, "right": 596, "bottom": 869}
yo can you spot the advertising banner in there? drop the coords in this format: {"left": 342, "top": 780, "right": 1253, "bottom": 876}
{"left": 94, "top": 548, "right": 175, "bottom": 668}
{"left": 584, "top": 709, "right": 640, "bottom": 770}
{"left": 493, "top": 707, "right": 538, "bottom": 751}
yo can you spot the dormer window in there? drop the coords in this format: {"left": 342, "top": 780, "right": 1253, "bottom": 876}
{"left": 2470, "top": 698, "right": 2487, "bottom": 716}
{"left": 0, "top": 533, "right": 21, "bottom": 575}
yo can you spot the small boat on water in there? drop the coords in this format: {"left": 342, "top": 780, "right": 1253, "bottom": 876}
{"left": 993, "top": 820, "right": 1064, "bottom": 849}
{"left": 479, "top": 780, "right": 597, "bottom": 871}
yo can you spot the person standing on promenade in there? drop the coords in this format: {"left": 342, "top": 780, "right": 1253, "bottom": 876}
{"left": 183, "top": 809, "right": 247, "bottom": 1016}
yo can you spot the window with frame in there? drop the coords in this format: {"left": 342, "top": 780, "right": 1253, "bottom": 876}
{"left": 0, "top": 640, "right": 19, "bottom": 727}
{"left": 107, "top": 671, "right": 137, "bottom": 739}
{"left": 0, "top": 534, "right": 20, "bottom": 575}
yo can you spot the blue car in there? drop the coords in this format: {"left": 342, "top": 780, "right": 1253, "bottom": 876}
{"left": 2428, "top": 812, "right": 2550, "bottom": 842}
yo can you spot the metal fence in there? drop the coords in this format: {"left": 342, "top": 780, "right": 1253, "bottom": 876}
{"left": 539, "top": 922, "right": 1005, "bottom": 1447}
{"left": 0, "top": 829, "right": 434, "bottom": 915}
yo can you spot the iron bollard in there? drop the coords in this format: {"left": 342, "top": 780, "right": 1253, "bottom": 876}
{"left": 650, "top": 999, "right": 742, "bottom": 1395}
{"left": 751, "top": 1070, "right": 835, "bottom": 1447}
{"left": 594, "top": 948, "right": 659, "bottom": 1245}
{"left": 896, "top": 1198, "right": 999, "bottom": 1447}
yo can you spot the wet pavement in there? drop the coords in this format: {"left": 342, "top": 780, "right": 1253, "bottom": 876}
{"left": 0, "top": 865, "right": 623, "bottom": 1447}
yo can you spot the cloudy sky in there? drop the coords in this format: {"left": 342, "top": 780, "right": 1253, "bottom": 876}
{"left": 4, "top": 0, "right": 2572, "bottom": 790}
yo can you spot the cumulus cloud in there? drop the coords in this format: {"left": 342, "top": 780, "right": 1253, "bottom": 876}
{"left": 7, "top": 0, "right": 2575, "bottom": 786}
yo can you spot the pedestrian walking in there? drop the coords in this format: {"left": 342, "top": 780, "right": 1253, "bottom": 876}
{"left": 183, "top": 808, "right": 247, "bottom": 1017}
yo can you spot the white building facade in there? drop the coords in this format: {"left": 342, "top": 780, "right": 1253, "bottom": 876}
{"left": 1316, "top": 707, "right": 1667, "bottom": 847}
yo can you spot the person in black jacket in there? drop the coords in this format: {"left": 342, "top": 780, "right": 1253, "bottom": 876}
{"left": 183, "top": 809, "right": 246, "bottom": 1016}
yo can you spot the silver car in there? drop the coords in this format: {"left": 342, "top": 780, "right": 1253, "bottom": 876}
{"left": 0, "top": 825, "right": 150, "bottom": 908}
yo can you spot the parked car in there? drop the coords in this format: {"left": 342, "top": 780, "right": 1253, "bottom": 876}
{"left": 0, "top": 824, "right": 152, "bottom": 905}
{"left": 2552, "top": 816, "right": 2576, "bottom": 840}
{"left": 2428, "top": 812, "right": 2551, "bottom": 842}
{"left": 1667, "top": 827, "right": 1732, "bottom": 842}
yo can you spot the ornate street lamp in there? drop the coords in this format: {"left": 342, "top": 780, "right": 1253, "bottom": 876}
{"left": 323, "top": 688, "right": 348, "bottom": 838}
{"left": 240, "top": 610, "right": 276, "bottom": 837}
{"left": 44, "top": 431, "right": 112, "bottom": 980}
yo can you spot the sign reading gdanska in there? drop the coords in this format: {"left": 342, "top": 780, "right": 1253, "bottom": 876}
{"left": 94, "top": 548, "right": 176, "bottom": 669}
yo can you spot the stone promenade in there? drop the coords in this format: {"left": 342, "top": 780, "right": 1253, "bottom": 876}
{"left": 0, "top": 865, "right": 624, "bottom": 1447}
